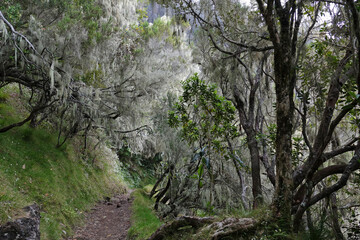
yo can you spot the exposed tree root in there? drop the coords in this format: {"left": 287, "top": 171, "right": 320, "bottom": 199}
{"left": 148, "top": 216, "right": 215, "bottom": 240}
{"left": 147, "top": 216, "right": 257, "bottom": 240}
{"left": 198, "top": 217, "right": 257, "bottom": 240}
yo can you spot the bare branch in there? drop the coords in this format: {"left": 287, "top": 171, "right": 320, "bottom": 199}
{"left": 308, "top": 147, "right": 360, "bottom": 206}
{"left": 260, "top": 155, "right": 276, "bottom": 186}
{"left": 293, "top": 145, "right": 360, "bottom": 225}
{"left": 0, "top": 10, "right": 39, "bottom": 55}
{"left": 325, "top": 98, "right": 359, "bottom": 146}
{"left": 114, "top": 125, "right": 152, "bottom": 134}
{"left": 0, "top": 100, "right": 57, "bottom": 133}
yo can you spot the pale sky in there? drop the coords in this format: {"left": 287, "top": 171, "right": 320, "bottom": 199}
{"left": 241, "top": 0, "right": 251, "bottom": 6}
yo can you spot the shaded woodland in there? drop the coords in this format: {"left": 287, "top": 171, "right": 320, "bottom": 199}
{"left": 1, "top": 0, "right": 360, "bottom": 239}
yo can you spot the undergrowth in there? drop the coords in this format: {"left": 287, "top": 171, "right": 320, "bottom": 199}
{"left": 0, "top": 86, "right": 125, "bottom": 239}
{"left": 117, "top": 146, "right": 161, "bottom": 188}
{"left": 128, "top": 188, "right": 163, "bottom": 240}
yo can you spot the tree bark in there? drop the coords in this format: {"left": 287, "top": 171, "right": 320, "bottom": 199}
{"left": 233, "top": 86, "right": 263, "bottom": 208}
{"left": 255, "top": 0, "right": 303, "bottom": 231}
{"left": 330, "top": 193, "right": 345, "bottom": 240}
{"left": 293, "top": 145, "right": 360, "bottom": 231}
{"left": 272, "top": 52, "right": 294, "bottom": 231}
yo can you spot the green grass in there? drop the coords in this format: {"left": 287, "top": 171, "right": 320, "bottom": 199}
{"left": 128, "top": 189, "right": 163, "bottom": 240}
{"left": 0, "top": 86, "right": 125, "bottom": 239}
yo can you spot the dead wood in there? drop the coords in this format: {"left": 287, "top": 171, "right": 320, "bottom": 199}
{"left": 198, "top": 217, "right": 257, "bottom": 240}
{"left": 148, "top": 216, "right": 257, "bottom": 240}
{"left": 147, "top": 216, "right": 215, "bottom": 240}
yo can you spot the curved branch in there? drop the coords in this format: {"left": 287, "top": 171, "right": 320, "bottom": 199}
{"left": 294, "top": 101, "right": 312, "bottom": 153}
{"left": 0, "top": 100, "right": 56, "bottom": 133}
{"left": 293, "top": 143, "right": 357, "bottom": 189}
{"left": 114, "top": 125, "right": 152, "bottom": 134}
{"left": 324, "top": 98, "right": 359, "bottom": 146}
{"left": 260, "top": 155, "right": 276, "bottom": 186}
{"left": 308, "top": 151, "right": 360, "bottom": 206}
{"left": 183, "top": 0, "right": 273, "bottom": 52}
{"left": 0, "top": 10, "right": 39, "bottom": 55}
{"left": 322, "top": 143, "right": 357, "bottom": 162}
{"left": 293, "top": 145, "right": 360, "bottom": 227}
{"left": 292, "top": 49, "right": 353, "bottom": 189}
{"left": 293, "top": 164, "right": 348, "bottom": 205}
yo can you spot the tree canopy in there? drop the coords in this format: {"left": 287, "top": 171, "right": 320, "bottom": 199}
{"left": 2, "top": 0, "right": 360, "bottom": 238}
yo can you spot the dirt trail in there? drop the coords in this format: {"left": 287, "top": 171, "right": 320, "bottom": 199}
{"left": 68, "top": 190, "right": 133, "bottom": 240}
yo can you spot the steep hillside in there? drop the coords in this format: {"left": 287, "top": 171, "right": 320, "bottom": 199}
{"left": 0, "top": 86, "right": 126, "bottom": 239}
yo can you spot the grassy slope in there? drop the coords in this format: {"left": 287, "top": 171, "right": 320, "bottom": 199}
{"left": 0, "top": 87, "right": 125, "bottom": 239}
{"left": 128, "top": 188, "right": 163, "bottom": 240}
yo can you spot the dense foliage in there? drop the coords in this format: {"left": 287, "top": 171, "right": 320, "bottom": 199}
{"left": 2, "top": 0, "right": 360, "bottom": 239}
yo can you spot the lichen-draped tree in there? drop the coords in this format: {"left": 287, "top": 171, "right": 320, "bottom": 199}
{"left": 180, "top": 0, "right": 273, "bottom": 210}
{"left": 0, "top": 0, "right": 195, "bottom": 154}
{"left": 173, "top": 0, "right": 360, "bottom": 234}
{"left": 0, "top": 0, "right": 145, "bottom": 142}
{"left": 3, "top": 0, "right": 360, "bottom": 236}
{"left": 254, "top": 0, "right": 298, "bottom": 230}
{"left": 193, "top": 28, "right": 276, "bottom": 203}
{"left": 189, "top": 0, "right": 302, "bottom": 228}
{"left": 151, "top": 74, "right": 248, "bottom": 217}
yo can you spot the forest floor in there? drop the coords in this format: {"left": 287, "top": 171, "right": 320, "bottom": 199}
{"left": 68, "top": 190, "right": 134, "bottom": 240}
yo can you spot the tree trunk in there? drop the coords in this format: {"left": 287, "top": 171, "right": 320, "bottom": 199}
{"left": 330, "top": 193, "right": 345, "bottom": 240}
{"left": 247, "top": 130, "right": 263, "bottom": 208}
{"left": 272, "top": 39, "right": 295, "bottom": 230}
{"left": 254, "top": 0, "right": 298, "bottom": 231}
{"left": 227, "top": 138, "right": 249, "bottom": 209}
{"left": 233, "top": 87, "right": 263, "bottom": 208}
{"left": 306, "top": 209, "right": 314, "bottom": 235}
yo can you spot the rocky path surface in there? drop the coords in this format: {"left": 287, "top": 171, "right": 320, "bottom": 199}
{"left": 68, "top": 191, "right": 133, "bottom": 240}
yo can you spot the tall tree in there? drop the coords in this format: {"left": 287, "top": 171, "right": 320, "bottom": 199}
{"left": 182, "top": 0, "right": 274, "bottom": 209}
{"left": 254, "top": 0, "right": 300, "bottom": 229}
{"left": 177, "top": 0, "right": 360, "bottom": 233}
{"left": 0, "top": 0, "right": 194, "bottom": 153}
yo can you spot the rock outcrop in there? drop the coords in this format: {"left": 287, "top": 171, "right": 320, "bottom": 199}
{"left": 0, "top": 204, "right": 40, "bottom": 240}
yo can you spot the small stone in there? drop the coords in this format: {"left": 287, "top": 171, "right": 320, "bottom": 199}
{"left": 110, "top": 197, "right": 120, "bottom": 203}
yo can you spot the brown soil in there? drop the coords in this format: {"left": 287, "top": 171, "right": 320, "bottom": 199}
{"left": 68, "top": 191, "right": 133, "bottom": 240}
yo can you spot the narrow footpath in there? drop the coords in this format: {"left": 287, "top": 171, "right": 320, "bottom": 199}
{"left": 69, "top": 191, "right": 133, "bottom": 240}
